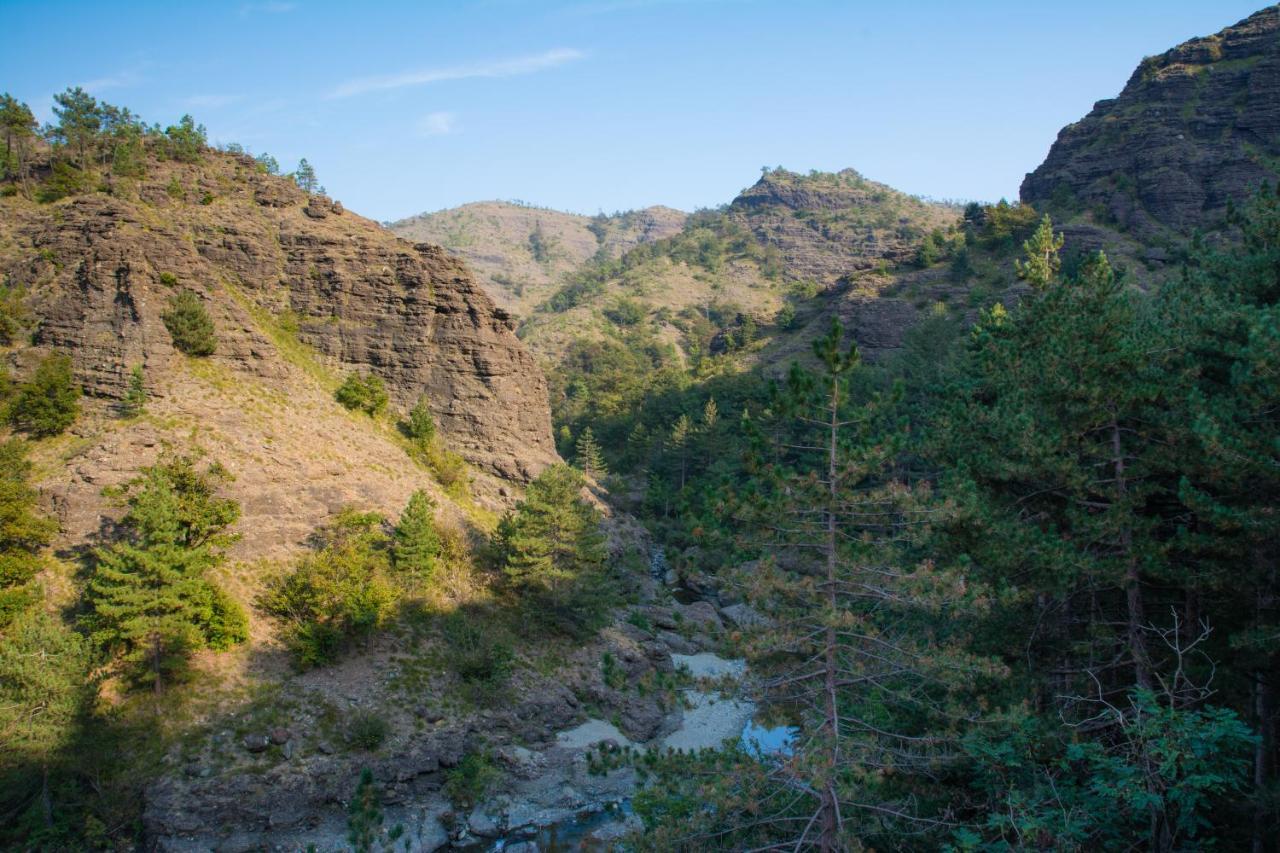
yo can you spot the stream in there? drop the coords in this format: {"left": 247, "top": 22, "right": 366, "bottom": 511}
{"left": 474, "top": 652, "right": 795, "bottom": 851}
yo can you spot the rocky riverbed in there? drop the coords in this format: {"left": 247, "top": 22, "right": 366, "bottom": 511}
{"left": 146, "top": 594, "right": 780, "bottom": 852}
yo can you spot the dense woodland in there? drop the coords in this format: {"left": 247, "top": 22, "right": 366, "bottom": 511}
{"left": 0, "top": 77, "right": 1277, "bottom": 853}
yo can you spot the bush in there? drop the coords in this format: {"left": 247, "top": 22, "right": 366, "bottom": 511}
{"left": 37, "top": 159, "right": 90, "bottom": 202}
{"left": 162, "top": 289, "right": 216, "bottom": 356}
{"left": 347, "top": 712, "right": 390, "bottom": 751}
{"left": 0, "top": 284, "right": 32, "bottom": 345}
{"left": 402, "top": 396, "right": 436, "bottom": 447}
{"left": 8, "top": 353, "right": 79, "bottom": 437}
{"left": 392, "top": 490, "right": 440, "bottom": 586}
{"left": 335, "top": 373, "right": 388, "bottom": 416}
{"left": 441, "top": 611, "right": 513, "bottom": 691}
{"left": 260, "top": 512, "right": 398, "bottom": 669}
{"left": 443, "top": 750, "right": 498, "bottom": 808}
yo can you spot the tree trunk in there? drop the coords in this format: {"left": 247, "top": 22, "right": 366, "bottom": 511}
{"left": 818, "top": 372, "right": 841, "bottom": 851}
{"left": 1112, "top": 418, "right": 1150, "bottom": 691}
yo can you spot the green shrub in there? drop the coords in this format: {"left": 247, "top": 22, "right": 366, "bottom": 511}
{"left": 441, "top": 611, "right": 513, "bottom": 690}
{"left": 347, "top": 712, "right": 390, "bottom": 751}
{"left": 37, "top": 159, "right": 90, "bottom": 202}
{"left": 260, "top": 512, "right": 398, "bottom": 669}
{"left": 402, "top": 396, "right": 436, "bottom": 447}
{"left": 201, "top": 583, "right": 249, "bottom": 651}
{"left": 8, "top": 353, "right": 80, "bottom": 437}
{"left": 120, "top": 364, "right": 146, "bottom": 418}
{"left": 158, "top": 272, "right": 178, "bottom": 287}
{"left": 162, "top": 289, "right": 217, "bottom": 356}
{"left": 443, "top": 750, "right": 498, "bottom": 808}
{"left": 0, "top": 284, "right": 32, "bottom": 346}
{"left": 335, "top": 373, "right": 388, "bottom": 416}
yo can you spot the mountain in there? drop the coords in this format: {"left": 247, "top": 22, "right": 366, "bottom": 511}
{"left": 0, "top": 147, "right": 558, "bottom": 564}
{"left": 389, "top": 201, "right": 686, "bottom": 318}
{"left": 1022, "top": 5, "right": 1280, "bottom": 240}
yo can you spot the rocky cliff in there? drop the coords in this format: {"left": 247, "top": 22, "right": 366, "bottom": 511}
{"left": 0, "top": 151, "right": 558, "bottom": 485}
{"left": 1022, "top": 5, "right": 1280, "bottom": 238}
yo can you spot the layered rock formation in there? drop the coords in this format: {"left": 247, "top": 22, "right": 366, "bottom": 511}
{"left": 1, "top": 151, "right": 557, "bottom": 483}
{"left": 727, "top": 168, "right": 958, "bottom": 283}
{"left": 1022, "top": 6, "right": 1280, "bottom": 238}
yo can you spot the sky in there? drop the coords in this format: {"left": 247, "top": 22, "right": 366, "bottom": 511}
{"left": 0, "top": 0, "right": 1268, "bottom": 221}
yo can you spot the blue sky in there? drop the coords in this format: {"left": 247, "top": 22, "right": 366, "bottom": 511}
{"left": 0, "top": 0, "right": 1267, "bottom": 220}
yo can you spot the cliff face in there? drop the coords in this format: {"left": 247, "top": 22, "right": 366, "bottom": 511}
{"left": 1, "top": 151, "right": 557, "bottom": 483}
{"left": 389, "top": 201, "right": 687, "bottom": 320}
{"left": 727, "top": 168, "right": 957, "bottom": 284}
{"left": 1022, "top": 6, "right": 1280, "bottom": 238}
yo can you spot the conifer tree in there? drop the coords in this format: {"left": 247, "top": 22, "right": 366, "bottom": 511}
{"left": 0, "top": 439, "right": 57, "bottom": 628}
{"left": 404, "top": 396, "right": 436, "bottom": 448}
{"left": 0, "top": 93, "right": 38, "bottom": 184}
{"left": 0, "top": 610, "right": 93, "bottom": 830}
{"left": 393, "top": 490, "right": 440, "bottom": 585}
{"left": 294, "top": 158, "right": 318, "bottom": 194}
{"left": 8, "top": 353, "right": 80, "bottom": 438}
{"left": 121, "top": 364, "right": 146, "bottom": 418}
{"left": 574, "top": 426, "right": 607, "bottom": 479}
{"left": 162, "top": 290, "right": 217, "bottom": 356}
{"left": 50, "top": 87, "right": 100, "bottom": 168}
{"left": 86, "top": 456, "right": 245, "bottom": 692}
{"left": 497, "top": 464, "right": 608, "bottom": 636}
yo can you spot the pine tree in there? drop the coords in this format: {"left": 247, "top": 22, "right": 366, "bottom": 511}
{"left": 498, "top": 464, "right": 608, "bottom": 636}
{"left": 121, "top": 364, "right": 146, "bottom": 418}
{"left": 574, "top": 426, "right": 607, "bottom": 479}
{"left": 162, "top": 290, "right": 217, "bottom": 356}
{"left": 50, "top": 87, "right": 100, "bottom": 168}
{"left": 8, "top": 353, "right": 80, "bottom": 438}
{"left": 1014, "top": 213, "right": 1064, "bottom": 288}
{"left": 346, "top": 768, "right": 383, "bottom": 853}
{"left": 731, "top": 319, "right": 996, "bottom": 850}
{"left": 0, "top": 440, "right": 57, "bottom": 628}
{"left": 294, "top": 158, "right": 318, "bottom": 194}
{"left": 669, "top": 413, "right": 692, "bottom": 489}
{"left": 0, "top": 610, "right": 93, "bottom": 830}
{"left": 0, "top": 93, "right": 38, "bottom": 185}
{"left": 404, "top": 395, "right": 436, "bottom": 448}
{"left": 86, "top": 457, "right": 245, "bottom": 692}
{"left": 393, "top": 490, "right": 440, "bottom": 585}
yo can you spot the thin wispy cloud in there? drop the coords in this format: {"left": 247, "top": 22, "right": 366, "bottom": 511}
{"left": 240, "top": 1, "right": 298, "bottom": 15}
{"left": 328, "top": 48, "right": 584, "bottom": 99}
{"left": 416, "top": 112, "right": 457, "bottom": 137}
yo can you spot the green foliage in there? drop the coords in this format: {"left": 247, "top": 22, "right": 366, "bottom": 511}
{"left": 574, "top": 426, "right": 608, "bottom": 479}
{"left": 260, "top": 510, "right": 398, "bottom": 669}
{"left": 293, "top": 157, "right": 318, "bottom": 193}
{"left": 346, "top": 768, "right": 384, "bottom": 852}
{"left": 443, "top": 750, "right": 498, "bottom": 808}
{"left": 0, "top": 440, "right": 57, "bottom": 628}
{"left": 403, "top": 396, "right": 436, "bottom": 447}
{"left": 86, "top": 456, "right": 246, "bottom": 690}
{"left": 255, "top": 152, "right": 279, "bottom": 175}
{"left": 335, "top": 372, "right": 388, "bottom": 416}
{"left": 37, "top": 158, "right": 91, "bottom": 202}
{"left": 162, "top": 289, "right": 217, "bottom": 356}
{"left": 0, "top": 93, "right": 38, "bottom": 182}
{"left": 603, "top": 297, "right": 644, "bottom": 326}
{"left": 161, "top": 115, "right": 205, "bottom": 163}
{"left": 440, "top": 610, "right": 514, "bottom": 698}
{"left": 1014, "top": 214, "right": 1065, "bottom": 287}
{"left": 0, "top": 282, "right": 33, "bottom": 345}
{"left": 121, "top": 364, "right": 146, "bottom": 418}
{"left": 495, "top": 464, "right": 610, "bottom": 637}
{"left": 347, "top": 713, "right": 390, "bottom": 752}
{"left": 50, "top": 87, "right": 101, "bottom": 167}
{"left": 8, "top": 353, "right": 80, "bottom": 438}
{"left": 392, "top": 490, "right": 440, "bottom": 586}
{"left": 527, "top": 221, "right": 555, "bottom": 263}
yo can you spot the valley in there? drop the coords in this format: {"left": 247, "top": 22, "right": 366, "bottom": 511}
{"left": 2, "top": 4, "right": 1280, "bottom": 852}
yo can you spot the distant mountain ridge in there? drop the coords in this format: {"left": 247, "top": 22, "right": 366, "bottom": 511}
{"left": 389, "top": 201, "right": 686, "bottom": 317}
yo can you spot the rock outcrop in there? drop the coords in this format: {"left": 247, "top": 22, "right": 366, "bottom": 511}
{"left": 1, "top": 150, "right": 557, "bottom": 482}
{"left": 1022, "top": 6, "right": 1280, "bottom": 238}
{"left": 727, "top": 168, "right": 957, "bottom": 283}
